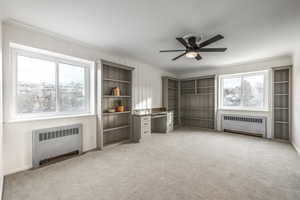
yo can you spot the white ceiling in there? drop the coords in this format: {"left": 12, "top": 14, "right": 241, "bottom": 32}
{"left": 1, "top": 0, "right": 300, "bottom": 73}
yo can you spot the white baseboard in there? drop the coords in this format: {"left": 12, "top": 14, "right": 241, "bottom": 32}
{"left": 292, "top": 142, "right": 300, "bottom": 155}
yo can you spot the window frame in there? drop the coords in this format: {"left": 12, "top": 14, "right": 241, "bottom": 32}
{"left": 10, "top": 45, "right": 94, "bottom": 120}
{"left": 219, "top": 70, "right": 269, "bottom": 111}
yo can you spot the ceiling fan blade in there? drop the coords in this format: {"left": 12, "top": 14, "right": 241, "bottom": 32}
{"left": 188, "top": 37, "right": 198, "bottom": 49}
{"left": 195, "top": 54, "right": 202, "bottom": 60}
{"left": 176, "top": 37, "right": 188, "bottom": 48}
{"left": 159, "top": 50, "right": 186, "bottom": 52}
{"left": 198, "top": 34, "right": 224, "bottom": 48}
{"left": 172, "top": 52, "right": 186, "bottom": 61}
{"left": 197, "top": 48, "right": 227, "bottom": 52}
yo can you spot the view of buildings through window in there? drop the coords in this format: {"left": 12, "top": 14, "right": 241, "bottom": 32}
{"left": 221, "top": 72, "right": 266, "bottom": 109}
{"left": 16, "top": 54, "right": 88, "bottom": 115}
{"left": 59, "top": 63, "right": 86, "bottom": 112}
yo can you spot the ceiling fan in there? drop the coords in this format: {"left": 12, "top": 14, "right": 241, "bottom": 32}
{"left": 160, "top": 34, "right": 227, "bottom": 61}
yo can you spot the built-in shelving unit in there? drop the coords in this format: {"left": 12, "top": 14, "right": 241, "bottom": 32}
{"left": 99, "top": 60, "right": 134, "bottom": 148}
{"left": 162, "top": 77, "right": 180, "bottom": 126}
{"left": 272, "top": 66, "right": 291, "bottom": 141}
{"left": 180, "top": 76, "right": 216, "bottom": 129}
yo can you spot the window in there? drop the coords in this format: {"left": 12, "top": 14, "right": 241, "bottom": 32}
{"left": 59, "top": 63, "right": 87, "bottom": 112}
{"left": 17, "top": 56, "right": 56, "bottom": 113}
{"left": 11, "top": 44, "right": 94, "bottom": 120}
{"left": 219, "top": 71, "right": 268, "bottom": 110}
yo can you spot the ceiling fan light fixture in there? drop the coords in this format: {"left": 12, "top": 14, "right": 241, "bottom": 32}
{"left": 160, "top": 34, "right": 226, "bottom": 61}
{"left": 186, "top": 51, "right": 198, "bottom": 58}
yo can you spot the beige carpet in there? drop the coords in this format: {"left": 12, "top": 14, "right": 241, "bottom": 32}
{"left": 4, "top": 127, "right": 300, "bottom": 200}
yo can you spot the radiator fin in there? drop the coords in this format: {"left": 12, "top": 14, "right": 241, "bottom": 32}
{"left": 39, "top": 128, "right": 79, "bottom": 142}
{"left": 223, "top": 116, "right": 263, "bottom": 123}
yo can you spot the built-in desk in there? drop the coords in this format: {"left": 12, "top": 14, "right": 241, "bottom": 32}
{"left": 151, "top": 111, "right": 173, "bottom": 133}
{"left": 132, "top": 109, "right": 174, "bottom": 142}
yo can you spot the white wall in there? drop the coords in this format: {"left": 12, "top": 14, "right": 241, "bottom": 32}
{"left": 2, "top": 21, "right": 174, "bottom": 175}
{"left": 0, "top": 19, "right": 4, "bottom": 200}
{"left": 4, "top": 116, "right": 97, "bottom": 174}
{"left": 292, "top": 46, "right": 300, "bottom": 154}
{"left": 179, "top": 56, "right": 293, "bottom": 139}
{"left": 133, "top": 63, "right": 167, "bottom": 109}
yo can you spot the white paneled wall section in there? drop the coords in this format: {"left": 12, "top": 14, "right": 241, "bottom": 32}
{"left": 132, "top": 63, "right": 165, "bottom": 109}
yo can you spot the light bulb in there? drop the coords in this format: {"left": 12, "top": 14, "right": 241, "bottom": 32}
{"left": 186, "top": 51, "right": 197, "bottom": 58}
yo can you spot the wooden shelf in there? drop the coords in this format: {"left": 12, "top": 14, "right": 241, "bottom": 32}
{"left": 181, "top": 87, "right": 195, "bottom": 90}
{"left": 197, "top": 93, "right": 215, "bottom": 96}
{"left": 103, "top": 111, "right": 131, "bottom": 116}
{"left": 103, "top": 125, "right": 130, "bottom": 132}
{"left": 103, "top": 78, "right": 131, "bottom": 84}
{"left": 104, "top": 95, "right": 131, "bottom": 98}
{"left": 274, "top": 107, "right": 288, "bottom": 110}
{"left": 275, "top": 121, "right": 289, "bottom": 124}
{"left": 197, "top": 86, "right": 214, "bottom": 89}
{"left": 181, "top": 93, "right": 195, "bottom": 95}
{"left": 168, "top": 87, "right": 178, "bottom": 90}
{"left": 273, "top": 81, "right": 289, "bottom": 84}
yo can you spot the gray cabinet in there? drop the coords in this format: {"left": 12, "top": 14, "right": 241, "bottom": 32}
{"left": 133, "top": 115, "right": 151, "bottom": 142}
{"left": 272, "top": 66, "right": 292, "bottom": 141}
{"left": 180, "top": 76, "right": 216, "bottom": 129}
{"left": 98, "top": 60, "right": 134, "bottom": 148}
{"left": 162, "top": 77, "right": 180, "bottom": 127}
{"left": 162, "top": 75, "right": 216, "bottom": 130}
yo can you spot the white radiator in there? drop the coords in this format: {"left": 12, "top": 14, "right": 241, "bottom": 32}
{"left": 32, "top": 124, "right": 82, "bottom": 168}
{"left": 221, "top": 115, "right": 266, "bottom": 137}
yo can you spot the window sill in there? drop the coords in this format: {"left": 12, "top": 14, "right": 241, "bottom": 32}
{"left": 5, "top": 113, "right": 96, "bottom": 124}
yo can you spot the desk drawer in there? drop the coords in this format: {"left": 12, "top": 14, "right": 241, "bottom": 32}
{"left": 142, "top": 121, "right": 151, "bottom": 127}
{"left": 141, "top": 116, "right": 151, "bottom": 123}
{"left": 142, "top": 129, "right": 151, "bottom": 136}
{"left": 133, "top": 115, "right": 151, "bottom": 142}
{"left": 142, "top": 121, "right": 151, "bottom": 132}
